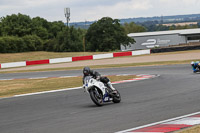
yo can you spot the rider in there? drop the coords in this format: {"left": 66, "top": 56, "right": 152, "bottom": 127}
{"left": 191, "top": 61, "right": 200, "bottom": 73}
{"left": 82, "top": 67, "right": 117, "bottom": 94}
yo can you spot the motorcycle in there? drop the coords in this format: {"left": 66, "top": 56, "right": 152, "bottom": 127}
{"left": 83, "top": 76, "right": 121, "bottom": 106}
{"left": 192, "top": 62, "right": 200, "bottom": 73}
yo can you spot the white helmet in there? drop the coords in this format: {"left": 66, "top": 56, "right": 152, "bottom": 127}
{"left": 191, "top": 61, "right": 194, "bottom": 66}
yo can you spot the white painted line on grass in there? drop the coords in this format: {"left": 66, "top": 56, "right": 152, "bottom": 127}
{"left": 14, "top": 87, "right": 82, "bottom": 97}
{"left": 0, "top": 79, "right": 14, "bottom": 81}
{"left": 29, "top": 77, "right": 48, "bottom": 79}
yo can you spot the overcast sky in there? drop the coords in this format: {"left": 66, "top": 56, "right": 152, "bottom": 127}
{"left": 0, "top": 0, "right": 200, "bottom": 22}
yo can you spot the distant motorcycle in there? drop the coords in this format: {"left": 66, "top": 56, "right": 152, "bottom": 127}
{"left": 83, "top": 76, "right": 121, "bottom": 106}
{"left": 191, "top": 61, "right": 200, "bottom": 73}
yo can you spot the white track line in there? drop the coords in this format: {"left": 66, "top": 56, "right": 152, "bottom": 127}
{"left": 14, "top": 87, "right": 82, "bottom": 97}
{"left": 0, "top": 76, "right": 79, "bottom": 81}
{"left": 0, "top": 78, "right": 17, "bottom": 81}
{"left": 29, "top": 77, "right": 48, "bottom": 79}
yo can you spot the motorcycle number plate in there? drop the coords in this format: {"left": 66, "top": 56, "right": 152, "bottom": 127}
{"left": 104, "top": 97, "right": 109, "bottom": 101}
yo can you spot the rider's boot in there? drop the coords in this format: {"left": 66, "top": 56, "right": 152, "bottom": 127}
{"left": 107, "top": 82, "right": 117, "bottom": 94}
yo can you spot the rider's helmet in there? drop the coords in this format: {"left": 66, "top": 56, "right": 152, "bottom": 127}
{"left": 191, "top": 61, "right": 194, "bottom": 67}
{"left": 83, "top": 67, "right": 90, "bottom": 76}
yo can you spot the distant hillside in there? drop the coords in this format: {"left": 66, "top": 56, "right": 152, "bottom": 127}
{"left": 70, "top": 13, "right": 200, "bottom": 29}
{"left": 120, "top": 14, "right": 200, "bottom": 23}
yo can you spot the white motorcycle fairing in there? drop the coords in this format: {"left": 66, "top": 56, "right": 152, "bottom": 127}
{"left": 84, "top": 76, "right": 111, "bottom": 102}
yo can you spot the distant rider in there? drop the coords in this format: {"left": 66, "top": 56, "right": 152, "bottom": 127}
{"left": 82, "top": 67, "right": 117, "bottom": 94}
{"left": 191, "top": 61, "right": 200, "bottom": 73}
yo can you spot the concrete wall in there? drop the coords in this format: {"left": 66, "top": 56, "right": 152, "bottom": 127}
{"left": 121, "top": 34, "right": 186, "bottom": 51}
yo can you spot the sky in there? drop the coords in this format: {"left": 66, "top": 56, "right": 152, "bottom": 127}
{"left": 0, "top": 0, "right": 200, "bottom": 22}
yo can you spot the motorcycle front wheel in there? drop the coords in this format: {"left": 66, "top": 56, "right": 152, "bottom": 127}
{"left": 89, "top": 88, "right": 103, "bottom": 106}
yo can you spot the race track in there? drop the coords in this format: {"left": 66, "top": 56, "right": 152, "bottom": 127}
{"left": 1, "top": 64, "right": 200, "bottom": 133}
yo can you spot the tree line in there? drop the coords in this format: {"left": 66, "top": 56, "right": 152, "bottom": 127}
{"left": 0, "top": 14, "right": 134, "bottom": 53}
{"left": 0, "top": 14, "right": 87, "bottom": 53}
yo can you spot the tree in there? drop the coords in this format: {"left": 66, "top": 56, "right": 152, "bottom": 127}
{"left": 0, "top": 13, "right": 32, "bottom": 37}
{"left": 155, "top": 24, "right": 169, "bottom": 31}
{"left": 0, "top": 13, "right": 92, "bottom": 53}
{"left": 85, "top": 17, "right": 135, "bottom": 52}
{"left": 22, "top": 35, "right": 43, "bottom": 51}
{"left": 123, "top": 22, "right": 147, "bottom": 34}
{"left": 0, "top": 23, "right": 2, "bottom": 36}
{"left": 45, "top": 26, "right": 85, "bottom": 52}
{"left": 48, "top": 21, "right": 66, "bottom": 38}
{"left": 0, "top": 36, "right": 25, "bottom": 53}
{"left": 31, "top": 17, "right": 49, "bottom": 40}
{"left": 32, "top": 26, "right": 49, "bottom": 40}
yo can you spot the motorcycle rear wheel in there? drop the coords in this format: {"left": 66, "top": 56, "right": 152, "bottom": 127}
{"left": 112, "top": 90, "right": 121, "bottom": 103}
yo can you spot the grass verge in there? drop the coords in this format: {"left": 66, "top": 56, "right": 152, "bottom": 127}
{"left": 174, "top": 125, "right": 200, "bottom": 133}
{"left": 0, "top": 75, "right": 138, "bottom": 98}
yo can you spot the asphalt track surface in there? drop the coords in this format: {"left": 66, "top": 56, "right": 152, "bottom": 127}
{"left": 1, "top": 64, "right": 200, "bottom": 133}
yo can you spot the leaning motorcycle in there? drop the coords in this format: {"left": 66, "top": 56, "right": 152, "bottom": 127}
{"left": 192, "top": 63, "right": 200, "bottom": 73}
{"left": 83, "top": 76, "right": 121, "bottom": 106}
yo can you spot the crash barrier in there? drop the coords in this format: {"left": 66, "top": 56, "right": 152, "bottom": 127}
{"left": 0, "top": 61, "right": 26, "bottom": 69}
{"left": 0, "top": 49, "right": 151, "bottom": 69}
{"left": 151, "top": 45, "right": 200, "bottom": 53}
